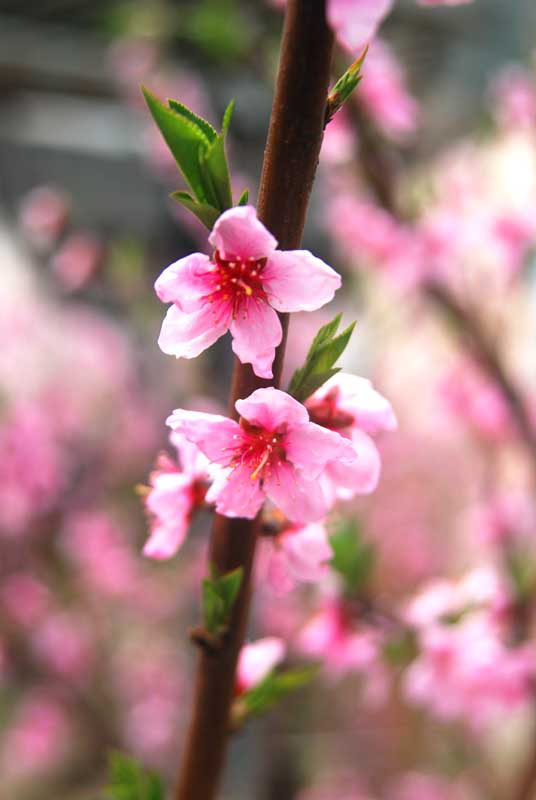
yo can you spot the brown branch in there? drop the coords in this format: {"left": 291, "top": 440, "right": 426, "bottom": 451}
{"left": 173, "top": 4, "right": 334, "bottom": 800}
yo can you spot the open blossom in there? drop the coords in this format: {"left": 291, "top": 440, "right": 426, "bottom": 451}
{"left": 236, "top": 637, "right": 285, "bottom": 694}
{"left": 306, "top": 373, "right": 397, "bottom": 500}
{"left": 298, "top": 598, "right": 388, "bottom": 702}
{"left": 167, "top": 388, "right": 357, "bottom": 523}
{"left": 143, "top": 431, "right": 210, "bottom": 560}
{"left": 155, "top": 205, "right": 341, "bottom": 378}
{"left": 258, "top": 516, "right": 332, "bottom": 593}
{"left": 404, "top": 569, "right": 534, "bottom": 727}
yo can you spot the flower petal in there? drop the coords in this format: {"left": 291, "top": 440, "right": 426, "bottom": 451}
{"left": 166, "top": 409, "right": 241, "bottom": 465}
{"left": 237, "top": 638, "right": 286, "bottom": 691}
{"left": 265, "top": 462, "right": 329, "bottom": 523}
{"left": 154, "top": 253, "right": 212, "bottom": 310}
{"left": 209, "top": 206, "right": 277, "bottom": 261}
{"left": 263, "top": 249, "right": 341, "bottom": 312}
{"left": 316, "top": 373, "right": 397, "bottom": 434}
{"left": 284, "top": 421, "right": 356, "bottom": 479}
{"left": 157, "top": 304, "right": 229, "bottom": 359}
{"left": 235, "top": 387, "right": 309, "bottom": 432}
{"left": 327, "top": 0, "right": 393, "bottom": 54}
{"left": 230, "top": 302, "right": 282, "bottom": 379}
{"left": 283, "top": 522, "right": 332, "bottom": 583}
{"left": 205, "top": 465, "right": 265, "bottom": 519}
{"left": 324, "top": 428, "right": 381, "bottom": 500}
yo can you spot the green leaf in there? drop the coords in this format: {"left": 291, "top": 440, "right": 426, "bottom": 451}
{"left": 237, "top": 189, "right": 249, "bottom": 206}
{"left": 326, "top": 46, "right": 368, "bottom": 124}
{"left": 168, "top": 98, "right": 217, "bottom": 143}
{"left": 222, "top": 99, "right": 235, "bottom": 135}
{"left": 330, "top": 520, "right": 375, "bottom": 594}
{"left": 143, "top": 89, "right": 235, "bottom": 221}
{"left": 287, "top": 314, "right": 356, "bottom": 402}
{"left": 142, "top": 87, "right": 211, "bottom": 203}
{"left": 171, "top": 191, "right": 221, "bottom": 229}
{"left": 240, "top": 665, "right": 317, "bottom": 718}
{"left": 200, "top": 132, "right": 233, "bottom": 211}
{"left": 202, "top": 565, "right": 244, "bottom": 636}
{"left": 105, "top": 752, "right": 164, "bottom": 800}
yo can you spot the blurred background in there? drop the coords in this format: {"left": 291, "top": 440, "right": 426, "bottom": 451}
{"left": 2, "top": 1, "right": 536, "bottom": 798}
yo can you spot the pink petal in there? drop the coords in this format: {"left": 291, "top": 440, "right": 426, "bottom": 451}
{"left": 282, "top": 522, "right": 332, "bottom": 583}
{"left": 324, "top": 428, "right": 381, "bottom": 500}
{"left": 237, "top": 638, "right": 286, "bottom": 690}
{"left": 157, "top": 304, "right": 229, "bottom": 359}
{"left": 143, "top": 519, "right": 189, "bottom": 560}
{"left": 284, "top": 421, "right": 356, "bottom": 479}
{"left": 166, "top": 409, "right": 241, "bottom": 465}
{"left": 235, "top": 387, "right": 309, "bottom": 432}
{"left": 264, "top": 462, "right": 328, "bottom": 523}
{"left": 205, "top": 465, "right": 265, "bottom": 519}
{"left": 170, "top": 432, "right": 210, "bottom": 477}
{"left": 145, "top": 472, "right": 193, "bottom": 520}
{"left": 263, "top": 249, "right": 341, "bottom": 312}
{"left": 229, "top": 301, "right": 282, "bottom": 379}
{"left": 328, "top": 0, "right": 394, "bottom": 53}
{"left": 208, "top": 206, "right": 277, "bottom": 261}
{"left": 316, "top": 373, "right": 397, "bottom": 434}
{"left": 154, "top": 253, "right": 212, "bottom": 310}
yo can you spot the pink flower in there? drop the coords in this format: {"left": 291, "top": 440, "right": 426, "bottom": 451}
{"left": 143, "top": 432, "right": 210, "bottom": 560}
{"left": 236, "top": 637, "right": 286, "bottom": 694}
{"left": 155, "top": 206, "right": 341, "bottom": 378}
{"left": 327, "top": 0, "right": 394, "bottom": 53}
{"left": 438, "top": 360, "right": 511, "bottom": 441}
{"left": 298, "top": 599, "right": 387, "bottom": 701}
{"left": 258, "top": 519, "right": 332, "bottom": 593}
{"left": 492, "top": 66, "right": 536, "bottom": 130}
{"left": 306, "top": 373, "right": 396, "bottom": 500}
{"left": 51, "top": 232, "right": 102, "bottom": 291}
{"left": 167, "top": 388, "right": 357, "bottom": 523}
{"left": 19, "top": 186, "right": 69, "bottom": 249}
{"left": 359, "top": 40, "right": 420, "bottom": 141}
{"left": 0, "top": 691, "right": 71, "bottom": 777}
{"left": 404, "top": 569, "right": 533, "bottom": 727}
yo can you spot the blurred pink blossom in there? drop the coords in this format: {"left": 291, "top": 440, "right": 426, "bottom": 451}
{"left": 359, "top": 40, "right": 420, "bottom": 140}
{"left": 257, "top": 519, "right": 332, "bottom": 593}
{"left": 492, "top": 66, "right": 536, "bottom": 130}
{"left": 236, "top": 637, "right": 286, "bottom": 693}
{"left": 51, "top": 232, "right": 103, "bottom": 291}
{"left": 0, "top": 691, "right": 71, "bottom": 777}
{"left": 143, "top": 431, "right": 210, "bottom": 560}
{"left": 19, "top": 186, "right": 69, "bottom": 249}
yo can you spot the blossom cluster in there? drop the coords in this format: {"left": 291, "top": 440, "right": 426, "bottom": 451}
{"left": 145, "top": 205, "right": 396, "bottom": 579}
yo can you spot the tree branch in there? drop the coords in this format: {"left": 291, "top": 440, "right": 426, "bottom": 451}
{"left": 173, "top": 4, "right": 334, "bottom": 799}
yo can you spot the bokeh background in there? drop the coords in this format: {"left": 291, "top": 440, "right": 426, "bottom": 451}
{"left": 2, "top": 1, "right": 536, "bottom": 798}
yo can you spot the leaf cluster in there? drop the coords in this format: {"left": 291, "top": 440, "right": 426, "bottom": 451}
{"left": 330, "top": 519, "right": 375, "bottom": 595}
{"left": 287, "top": 313, "right": 356, "bottom": 402}
{"left": 202, "top": 565, "right": 244, "bottom": 636}
{"left": 238, "top": 665, "right": 318, "bottom": 721}
{"left": 326, "top": 46, "right": 368, "bottom": 124}
{"left": 143, "top": 89, "right": 245, "bottom": 229}
{"left": 104, "top": 752, "right": 164, "bottom": 800}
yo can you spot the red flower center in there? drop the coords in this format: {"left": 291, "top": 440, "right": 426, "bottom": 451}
{"left": 206, "top": 250, "right": 268, "bottom": 318}
{"left": 228, "top": 419, "right": 286, "bottom": 484}
{"left": 307, "top": 387, "right": 354, "bottom": 431}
